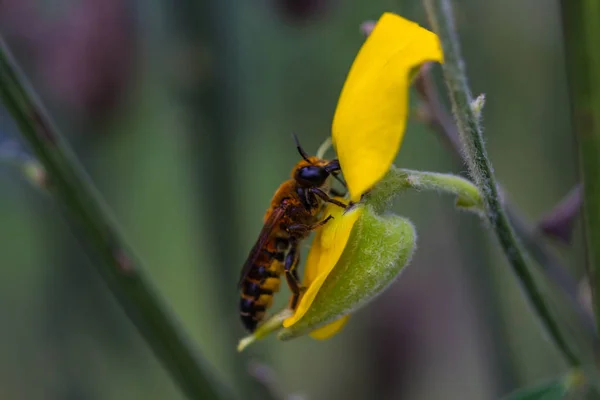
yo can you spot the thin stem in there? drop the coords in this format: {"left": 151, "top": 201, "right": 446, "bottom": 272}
{"left": 367, "top": 167, "right": 483, "bottom": 213}
{"left": 0, "top": 38, "right": 236, "bottom": 400}
{"left": 415, "top": 66, "right": 596, "bottom": 336}
{"left": 561, "top": 0, "right": 600, "bottom": 342}
{"left": 424, "top": 0, "right": 580, "bottom": 366}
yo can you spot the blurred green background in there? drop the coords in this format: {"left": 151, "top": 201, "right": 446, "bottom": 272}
{"left": 0, "top": 0, "right": 589, "bottom": 399}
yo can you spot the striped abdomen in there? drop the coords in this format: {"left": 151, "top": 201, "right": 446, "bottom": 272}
{"left": 239, "top": 239, "right": 287, "bottom": 332}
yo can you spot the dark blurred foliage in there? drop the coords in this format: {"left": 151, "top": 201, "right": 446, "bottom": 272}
{"left": 0, "top": 0, "right": 137, "bottom": 122}
{"left": 0, "top": 0, "right": 589, "bottom": 399}
{"left": 272, "top": 0, "right": 331, "bottom": 22}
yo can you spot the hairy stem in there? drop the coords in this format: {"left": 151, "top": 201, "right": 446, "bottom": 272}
{"left": 415, "top": 66, "right": 595, "bottom": 336}
{"left": 0, "top": 37, "right": 236, "bottom": 400}
{"left": 423, "top": 0, "right": 579, "bottom": 366}
{"left": 367, "top": 167, "right": 482, "bottom": 213}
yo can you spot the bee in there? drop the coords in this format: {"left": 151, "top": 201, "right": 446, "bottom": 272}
{"left": 238, "top": 136, "right": 348, "bottom": 332}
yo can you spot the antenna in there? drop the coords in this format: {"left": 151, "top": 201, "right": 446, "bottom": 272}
{"left": 292, "top": 133, "right": 312, "bottom": 163}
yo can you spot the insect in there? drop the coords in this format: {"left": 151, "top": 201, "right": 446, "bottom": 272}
{"left": 238, "top": 136, "right": 348, "bottom": 332}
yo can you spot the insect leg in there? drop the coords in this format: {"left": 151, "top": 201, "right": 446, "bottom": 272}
{"left": 284, "top": 244, "right": 305, "bottom": 309}
{"left": 310, "top": 187, "right": 347, "bottom": 209}
{"left": 311, "top": 214, "right": 334, "bottom": 229}
{"left": 324, "top": 159, "right": 341, "bottom": 174}
{"left": 291, "top": 265, "right": 301, "bottom": 281}
{"left": 287, "top": 223, "right": 310, "bottom": 235}
{"left": 323, "top": 159, "right": 349, "bottom": 191}
{"left": 287, "top": 215, "right": 333, "bottom": 235}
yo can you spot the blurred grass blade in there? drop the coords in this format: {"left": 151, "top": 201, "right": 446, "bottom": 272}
{"left": 0, "top": 37, "right": 236, "bottom": 400}
{"left": 502, "top": 370, "right": 585, "bottom": 400}
{"left": 538, "top": 184, "right": 583, "bottom": 243}
{"left": 503, "top": 382, "right": 566, "bottom": 400}
{"left": 561, "top": 0, "right": 600, "bottom": 337}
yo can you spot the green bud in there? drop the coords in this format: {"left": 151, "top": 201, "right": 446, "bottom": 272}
{"left": 278, "top": 205, "right": 416, "bottom": 340}
{"left": 470, "top": 93, "right": 486, "bottom": 120}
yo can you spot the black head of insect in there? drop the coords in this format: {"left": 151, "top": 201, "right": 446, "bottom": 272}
{"left": 291, "top": 133, "right": 343, "bottom": 188}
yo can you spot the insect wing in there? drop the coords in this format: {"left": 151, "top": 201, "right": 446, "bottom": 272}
{"left": 238, "top": 204, "right": 287, "bottom": 287}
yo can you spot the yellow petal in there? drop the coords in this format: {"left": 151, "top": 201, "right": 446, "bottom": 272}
{"left": 283, "top": 203, "right": 363, "bottom": 327}
{"left": 332, "top": 12, "right": 443, "bottom": 200}
{"left": 309, "top": 315, "right": 350, "bottom": 340}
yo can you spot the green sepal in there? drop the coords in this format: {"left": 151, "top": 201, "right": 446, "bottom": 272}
{"left": 237, "top": 309, "right": 293, "bottom": 352}
{"left": 278, "top": 205, "right": 416, "bottom": 340}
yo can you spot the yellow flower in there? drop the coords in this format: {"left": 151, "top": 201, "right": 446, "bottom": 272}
{"left": 237, "top": 12, "right": 443, "bottom": 350}
{"left": 281, "top": 12, "right": 443, "bottom": 339}
{"left": 334, "top": 12, "right": 443, "bottom": 201}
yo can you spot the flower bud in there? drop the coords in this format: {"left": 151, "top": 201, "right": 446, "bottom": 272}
{"left": 278, "top": 204, "right": 416, "bottom": 340}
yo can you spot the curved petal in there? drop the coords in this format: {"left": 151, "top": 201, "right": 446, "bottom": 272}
{"left": 332, "top": 12, "right": 443, "bottom": 200}
{"left": 309, "top": 315, "right": 351, "bottom": 340}
{"left": 283, "top": 203, "right": 363, "bottom": 327}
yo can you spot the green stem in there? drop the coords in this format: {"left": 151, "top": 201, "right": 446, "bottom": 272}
{"left": 0, "top": 38, "right": 235, "bottom": 400}
{"left": 415, "top": 67, "right": 595, "bottom": 337}
{"left": 423, "top": 0, "right": 579, "bottom": 366}
{"left": 561, "top": 0, "right": 600, "bottom": 343}
{"left": 368, "top": 167, "right": 482, "bottom": 213}
{"left": 372, "top": 168, "right": 596, "bottom": 339}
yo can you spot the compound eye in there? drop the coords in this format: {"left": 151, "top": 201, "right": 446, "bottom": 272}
{"left": 296, "top": 165, "right": 328, "bottom": 186}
